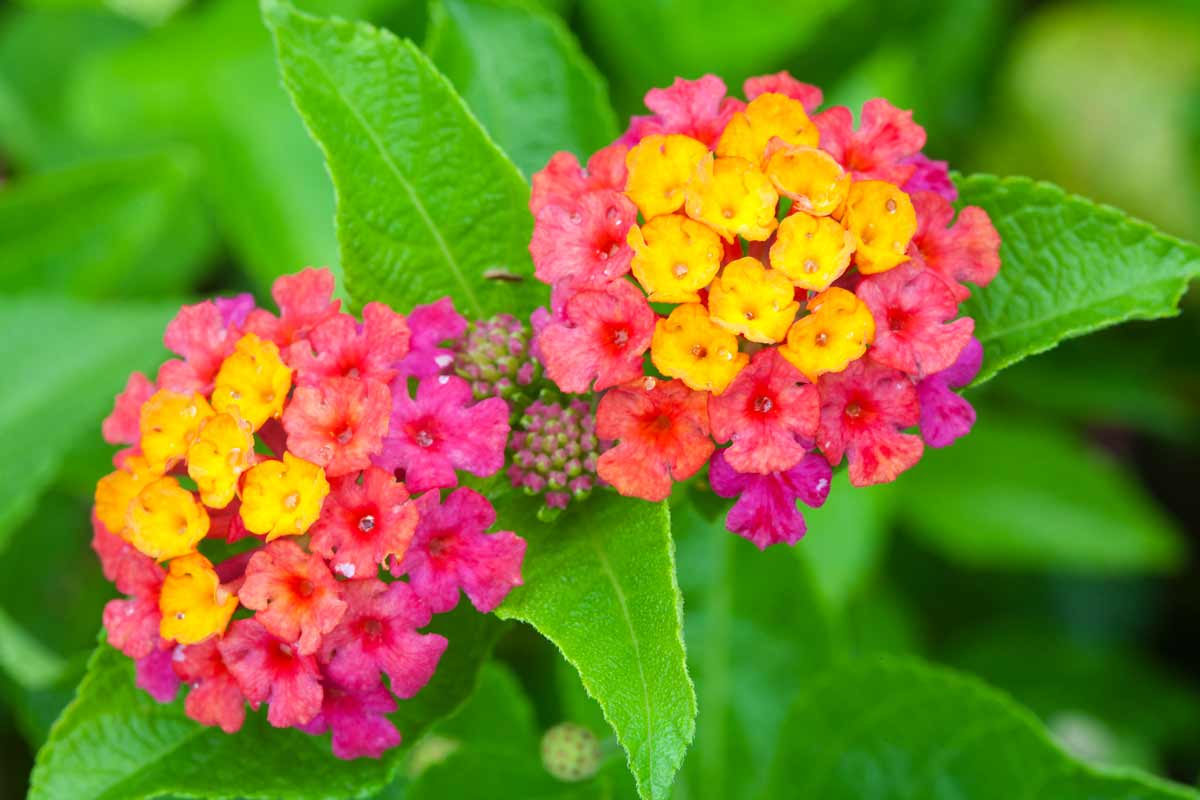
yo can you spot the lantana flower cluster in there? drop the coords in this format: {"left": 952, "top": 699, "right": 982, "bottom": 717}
{"left": 528, "top": 73, "right": 1001, "bottom": 549}
{"left": 91, "top": 268, "right": 524, "bottom": 759}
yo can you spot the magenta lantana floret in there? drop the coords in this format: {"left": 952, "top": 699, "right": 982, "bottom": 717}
{"left": 91, "top": 269, "right": 525, "bottom": 760}
{"left": 524, "top": 72, "right": 1004, "bottom": 550}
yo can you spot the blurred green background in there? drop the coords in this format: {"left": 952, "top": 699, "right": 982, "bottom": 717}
{"left": 1, "top": 0, "right": 1199, "bottom": 795}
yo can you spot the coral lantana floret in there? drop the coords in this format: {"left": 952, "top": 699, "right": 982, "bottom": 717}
{"left": 91, "top": 270, "right": 526, "bottom": 759}
{"left": 527, "top": 72, "right": 1001, "bottom": 547}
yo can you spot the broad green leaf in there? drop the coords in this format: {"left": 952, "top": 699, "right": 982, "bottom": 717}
{"left": 0, "top": 297, "right": 178, "bottom": 556}
{"left": 0, "top": 604, "right": 88, "bottom": 747}
{"left": 895, "top": 415, "right": 1184, "bottom": 574}
{"left": 945, "top": 626, "right": 1200, "bottom": 771}
{"left": 66, "top": 0, "right": 341, "bottom": 295}
{"left": 577, "top": 0, "right": 851, "bottom": 116}
{"left": 792, "top": 471, "right": 892, "bottom": 612}
{"left": 30, "top": 607, "right": 504, "bottom": 800}
{"left": 0, "top": 608, "right": 67, "bottom": 693}
{"left": 0, "top": 150, "right": 216, "bottom": 298}
{"left": 425, "top": 0, "right": 618, "bottom": 177}
{"left": 264, "top": 0, "right": 540, "bottom": 318}
{"left": 0, "top": 8, "right": 138, "bottom": 169}
{"left": 407, "top": 662, "right": 620, "bottom": 799}
{"left": 494, "top": 494, "right": 695, "bottom": 800}
{"left": 974, "top": 4, "right": 1200, "bottom": 242}
{"left": 957, "top": 174, "right": 1200, "bottom": 384}
{"left": 764, "top": 658, "right": 1200, "bottom": 799}
{"left": 671, "top": 498, "right": 836, "bottom": 800}
{"left": 982, "top": 329, "right": 1197, "bottom": 439}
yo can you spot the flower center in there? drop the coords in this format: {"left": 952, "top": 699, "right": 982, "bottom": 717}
{"left": 415, "top": 429, "right": 434, "bottom": 448}
{"left": 336, "top": 426, "right": 354, "bottom": 444}
{"left": 358, "top": 514, "right": 376, "bottom": 533}
{"left": 845, "top": 402, "right": 863, "bottom": 419}
{"left": 753, "top": 395, "right": 774, "bottom": 413}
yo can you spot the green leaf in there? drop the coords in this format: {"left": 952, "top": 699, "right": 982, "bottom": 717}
{"left": 425, "top": 0, "right": 618, "bottom": 177}
{"left": 764, "top": 658, "right": 1200, "bottom": 799}
{"left": 66, "top": 0, "right": 341, "bottom": 295}
{"left": 0, "top": 8, "right": 139, "bottom": 169}
{"left": 671, "top": 498, "right": 836, "bottom": 800}
{"left": 264, "top": 0, "right": 540, "bottom": 318}
{"left": 945, "top": 626, "right": 1200, "bottom": 771}
{"left": 956, "top": 174, "right": 1200, "bottom": 384}
{"left": 577, "top": 0, "right": 851, "bottom": 115}
{"left": 0, "top": 296, "right": 178, "bottom": 556}
{"left": 30, "top": 607, "right": 504, "bottom": 800}
{"left": 895, "top": 414, "right": 1184, "bottom": 574}
{"left": 407, "top": 662, "right": 617, "bottom": 799}
{"left": 0, "top": 150, "right": 216, "bottom": 298}
{"left": 792, "top": 471, "right": 892, "bottom": 612}
{"left": 494, "top": 494, "right": 695, "bottom": 800}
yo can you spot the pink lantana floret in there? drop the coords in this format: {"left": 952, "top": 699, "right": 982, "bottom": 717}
{"left": 709, "top": 450, "right": 832, "bottom": 550}
{"left": 708, "top": 348, "right": 818, "bottom": 475}
{"left": 814, "top": 98, "right": 926, "bottom": 185}
{"left": 536, "top": 279, "right": 655, "bottom": 393}
{"left": 910, "top": 191, "right": 1002, "bottom": 302}
{"left": 102, "top": 372, "right": 155, "bottom": 446}
{"left": 320, "top": 578, "right": 447, "bottom": 695}
{"left": 158, "top": 300, "right": 240, "bottom": 394}
{"left": 283, "top": 376, "right": 391, "bottom": 478}
{"left": 376, "top": 375, "right": 509, "bottom": 493}
{"left": 857, "top": 263, "right": 974, "bottom": 379}
{"left": 136, "top": 645, "right": 182, "bottom": 703}
{"left": 299, "top": 683, "right": 402, "bottom": 760}
{"left": 623, "top": 75, "right": 744, "bottom": 148}
{"left": 395, "top": 489, "right": 525, "bottom": 614}
{"left": 245, "top": 267, "right": 341, "bottom": 347}
{"left": 531, "top": 143, "right": 629, "bottom": 216}
{"left": 288, "top": 303, "right": 410, "bottom": 387}
{"left": 219, "top": 619, "right": 324, "bottom": 728}
{"left": 310, "top": 466, "right": 418, "bottom": 579}
{"left": 917, "top": 337, "right": 983, "bottom": 448}
{"left": 173, "top": 639, "right": 247, "bottom": 733}
{"left": 743, "top": 71, "right": 823, "bottom": 112}
{"left": 396, "top": 298, "right": 468, "bottom": 379}
{"left": 817, "top": 358, "right": 924, "bottom": 487}
{"left": 238, "top": 540, "right": 348, "bottom": 656}
{"left": 530, "top": 190, "right": 637, "bottom": 290}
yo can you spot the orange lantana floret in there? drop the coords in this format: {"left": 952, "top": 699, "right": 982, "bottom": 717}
{"left": 211, "top": 333, "right": 293, "bottom": 430}
{"left": 628, "top": 214, "right": 723, "bottom": 303}
{"left": 159, "top": 552, "right": 238, "bottom": 644}
{"left": 844, "top": 180, "right": 917, "bottom": 274}
{"left": 771, "top": 211, "right": 855, "bottom": 291}
{"left": 240, "top": 452, "right": 330, "bottom": 541}
{"left": 650, "top": 303, "right": 748, "bottom": 395}
{"left": 708, "top": 257, "right": 799, "bottom": 344}
{"left": 125, "top": 476, "right": 211, "bottom": 561}
{"left": 779, "top": 287, "right": 876, "bottom": 382}
{"left": 624, "top": 133, "right": 709, "bottom": 220}
{"left": 684, "top": 155, "right": 778, "bottom": 242}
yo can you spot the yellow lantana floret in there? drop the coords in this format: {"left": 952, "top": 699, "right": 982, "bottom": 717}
{"left": 628, "top": 215, "right": 724, "bottom": 303}
{"left": 240, "top": 452, "right": 329, "bottom": 541}
{"left": 624, "top": 134, "right": 710, "bottom": 220}
{"left": 771, "top": 211, "right": 856, "bottom": 291}
{"left": 716, "top": 93, "right": 819, "bottom": 163}
{"left": 765, "top": 145, "right": 850, "bottom": 216}
{"left": 94, "top": 455, "right": 162, "bottom": 540}
{"left": 187, "top": 410, "right": 255, "bottom": 509}
{"left": 843, "top": 180, "right": 917, "bottom": 274}
{"left": 211, "top": 333, "right": 292, "bottom": 431}
{"left": 684, "top": 155, "right": 779, "bottom": 242}
{"left": 650, "top": 303, "right": 749, "bottom": 395}
{"left": 779, "top": 287, "right": 876, "bottom": 382}
{"left": 139, "top": 390, "right": 214, "bottom": 473}
{"left": 159, "top": 552, "right": 237, "bottom": 645}
{"left": 708, "top": 257, "right": 800, "bottom": 344}
{"left": 125, "top": 476, "right": 211, "bottom": 561}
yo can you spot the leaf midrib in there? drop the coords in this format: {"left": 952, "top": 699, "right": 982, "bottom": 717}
{"left": 282, "top": 30, "right": 483, "bottom": 317}
{"left": 587, "top": 529, "right": 657, "bottom": 795}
